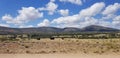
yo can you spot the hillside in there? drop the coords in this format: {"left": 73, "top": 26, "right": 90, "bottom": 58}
{"left": 0, "top": 25, "right": 119, "bottom": 34}
{"left": 81, "top": 25, "right": 119, "bottom": 32}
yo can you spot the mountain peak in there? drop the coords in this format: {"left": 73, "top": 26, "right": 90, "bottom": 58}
{"left": 82, "top": 25, "right": 119, "bottom": 32}
{"left": 85, "top": 25, "right": 104, "bottom": 28}
{"left": 0, "top": 25, "right": 119, "bottom": 34}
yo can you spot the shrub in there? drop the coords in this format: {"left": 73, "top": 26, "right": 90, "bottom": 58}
{"left": 26, "top": 51, "right": 30, "bottom": 53}
{"left": 25, "top": 45, "right": 29, "bottom": 48}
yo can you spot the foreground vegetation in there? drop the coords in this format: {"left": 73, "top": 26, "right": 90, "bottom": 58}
{"left": 0, "top": 32, "right": 120, "bottom": 41}
{"left": 0, "top": 39, "right": 120, "bottom": 54}
{"left": 0, "top": 32, "right": 120, "bottom": 54}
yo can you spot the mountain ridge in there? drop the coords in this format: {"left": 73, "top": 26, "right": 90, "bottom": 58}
{"left": 0, "top": 25, "right": 119, "bottom": 34}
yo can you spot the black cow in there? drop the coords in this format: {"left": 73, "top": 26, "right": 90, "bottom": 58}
{"left": 50, "top": 37, "right": 55, "bottom": 40}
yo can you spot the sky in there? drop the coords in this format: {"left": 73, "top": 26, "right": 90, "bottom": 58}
{"left": 0, "top": 0, "right": 120, "bottom": 29}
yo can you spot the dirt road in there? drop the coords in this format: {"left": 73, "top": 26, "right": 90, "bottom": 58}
{"left": 0, "top": 54, "right": 120, "bottom": 58}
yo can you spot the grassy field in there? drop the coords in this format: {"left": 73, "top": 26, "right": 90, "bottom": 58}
{"left": 0, "top": 38, "right": 120, "bottom": 55}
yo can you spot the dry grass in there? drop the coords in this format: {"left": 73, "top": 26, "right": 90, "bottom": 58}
{"left": 0, "top": 38, "right": 120, "bottom": 54}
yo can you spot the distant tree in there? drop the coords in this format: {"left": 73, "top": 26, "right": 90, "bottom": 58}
{"left": 37, "top": 38, "right": 41, "bottom": 40}
{"left": 27, "top": 34, "right": 31, "bottom": 40}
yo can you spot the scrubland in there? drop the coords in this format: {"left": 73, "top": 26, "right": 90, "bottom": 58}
{"left": 0, "top": 38, "right": 120, "bottom": 55}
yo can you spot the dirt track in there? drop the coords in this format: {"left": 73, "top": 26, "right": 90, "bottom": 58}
{"left": 0, "top": 54, "right": 120, "bottom": 58}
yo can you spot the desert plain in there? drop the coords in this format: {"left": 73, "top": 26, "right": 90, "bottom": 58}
{"left": 0, "top": 38, "right": 120, "bottom": 58}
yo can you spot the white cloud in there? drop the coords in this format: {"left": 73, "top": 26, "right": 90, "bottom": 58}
{"left": 0, "top": 24, "right": 10, "bottom": 27}
{"left": 102, "top": 14, "right": 116, "bottom": 20}
{"left": 2, "top": 7, "right": 43, "bottom": 26}
{"left": 58, "top": 9, "right": 69, "bottom": 16}
{"left": 100, "top": 3, "right": 120, "bottom": 29}
{"left": 39, "top": 1, "right": 58, "bottom": 15}
{"left": 112, "top": 15, "right": 120, "bottom": 25}
{"left": 102, "top": 3, "right": 120, "bottom": 15}
{"left": 79, "top": 2, "right": 105, "bottom": 18}
{"left": 52, "top": 14, "right": 79, "bottom": 24}
{"left": 37, "top": 19, "right": 50, "bottom": 27}
{"left": 60, "top": 0, "right": 82, "bottom": 5}
{"left": 79, "top": 17, "right": 98, "bottom": 27}
{"left": 2, "top": 14, "right": 13, "bottom": 23}
{"left": 52, "top": 17, "right": 98, "bottom": 28}
{"left": 52, "top": 2, "right": 105, "bottom": 28}
{"left": 19, "top": 25, "right": 34, "bottom": 28}
{"left": 98, "top": 20, "right": 111, "bottom": 27}
{"left": 99, "top": 3, "right": 120, "bottom": 28}
{"left": 110, "top": 15, "right": 120, "bottom": 29}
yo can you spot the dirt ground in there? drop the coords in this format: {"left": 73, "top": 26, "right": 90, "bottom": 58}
{"left": 0, "top": 38, "right": 120, "bottom": 55}
{"left": 1, "top": 54, "right": 120, "bottom": 58}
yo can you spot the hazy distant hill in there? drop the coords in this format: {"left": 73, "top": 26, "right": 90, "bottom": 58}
{"left": 0, "top": 26, "right": 22, "bottom": 34}
{"left": 81, "top": 25, "right": 119, "bottom": 32}
{"left": 0, "top": 25, "right": 119, "bottom": 34}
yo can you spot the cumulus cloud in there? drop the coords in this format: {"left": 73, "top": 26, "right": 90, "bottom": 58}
{"left": 2, "top": 7, "right": 43, "bottom": 26}
{"left": 0, "top": 24, "right": 10, "bottom": 27}
{"left": 79, "top": 17, "right": 98, "bottom": 27}
{"left": 2, "top": 14, "right": 13, "bottom": 23}
{"left": 58, "top": 9, "right": 69, "bottom": 16}
{"left": 52, "top": 14, "right": 79, "bottom": 24}
{"left": 98, "top": 3, "right": 120, "bottom": 29}
{"left": 102, "top": 14, "right": 116, "bottom": 20}
{"left": 19, "top": 25, "right": 34, "bottom": 28}
{"left": 60, "top": 0, "right": 82, "bottom": 5}
{"left": 112, "top": 15, "right": 120, "bottom": 25}
{"left": 52, "top": 2, "right": 105, "bottom": 28}
{"left": 1, "top": 1, "right": 120, "bottom": 29}
{"left": 102, "top": 3, "right": 120, "bottom": 15}
{"left": 98, "top": 20, "right": 112, "bottom": 27}
{"left": 79, "top": 2, "right": 105, "bottom": 18}
{"left": 39, "top": 0, "right": 58, "bottom": 15}
{"left": 37, "top": 19, "right": 50, "bottom": 27}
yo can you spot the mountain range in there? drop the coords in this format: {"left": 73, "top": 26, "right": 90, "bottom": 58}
{"left": 0, "top": 25, "right": 119, "bottom": 34}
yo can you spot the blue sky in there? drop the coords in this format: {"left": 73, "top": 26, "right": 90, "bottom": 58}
{"left": 0, "top": 0, "right": 120, "bottom": 29}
